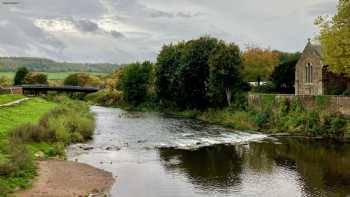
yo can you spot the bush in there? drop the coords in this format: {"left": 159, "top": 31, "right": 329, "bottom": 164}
{"left": 9, "top": 124, "right": 52, "bottom": 143}
{"left": 85, "top": 89, "right": 123, "bottom": 106}
{"left": 9, "top": 97, "right": 95, "bottom": 146}
{"left": 0, "top": 144, "right": 33, "bottom": 177}
{"left": 24, "top": 72, "right": 48, "bottom": 85}
{"left": 64, "top": 72, "right": 102, "bottom": 88}
{"left": 0, "top": 76, "right": 12, "bottom": 88}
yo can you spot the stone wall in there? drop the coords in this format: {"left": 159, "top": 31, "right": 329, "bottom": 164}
{"left": 248, "top": 94, "right": 350, "bottom": 115}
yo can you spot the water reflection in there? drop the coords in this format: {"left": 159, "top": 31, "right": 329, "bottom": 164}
{"left": 159, "top": 139, "right": 350, "bottom": 197}
{"left": 159, "top": 145, "right": 243, "bottom": 193}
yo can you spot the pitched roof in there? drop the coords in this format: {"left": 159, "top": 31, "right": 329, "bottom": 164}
{"left": 312, "top": 44, "right": 322, "bottom": 57}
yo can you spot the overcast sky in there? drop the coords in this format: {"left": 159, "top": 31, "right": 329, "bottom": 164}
{"left": 0, "top": 0, "right": 337, "bottom": 63}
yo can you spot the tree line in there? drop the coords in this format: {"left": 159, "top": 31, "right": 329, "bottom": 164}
{"left": 101, "top": 36, "right": 300, "bottom": 110}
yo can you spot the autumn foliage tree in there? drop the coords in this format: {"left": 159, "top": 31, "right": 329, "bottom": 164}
{"left": 315, "top": 0, "right": 350, "bottom": 75}
{"left": 24, "top": 72, "right": 48, "bottom": 85}
{"left": 242, "top": 47, "right": 281, "bottom": 85}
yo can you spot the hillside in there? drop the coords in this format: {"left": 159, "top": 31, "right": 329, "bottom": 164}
{"left": 0, "top": 57, "right": 119, "bottom": 73}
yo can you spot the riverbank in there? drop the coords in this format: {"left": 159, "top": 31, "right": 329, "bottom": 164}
{"left": 15, "top": 160, "right": 114, "bottom": 197}
{"left": 86, "top": 92, "right": 350, "bottom": 140}
{"left": 0, "top": 95, "right": 111, "bottom": 197}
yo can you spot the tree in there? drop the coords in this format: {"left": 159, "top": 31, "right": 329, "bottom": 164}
{"left": 270, "top": 59, "right": 299, "bottom": 93}
{"left": 24, "top": 72, "right": 48, "bottom": 85}
{"left": 120, "top": 61, "right": 154, "bottom": 105}
{"left": 242, "top": 47, "right": 281, "bottom": 85}
{"left": 155, "top": 42, "right": 185, "bottom": 103}
{"left": 177, "top": 36, "right": 219, "bottom": 109}
{"left": 64, "top": 73, "right": 102, "bottom": 88}
{"left": 316, "top": 0, "right": 350, "bottom": 75}
{"left": 208, "top": 41, "right": 243, "bottom": 106}
{"left": 14, "top": 67, "right": 29, "bottom": 85}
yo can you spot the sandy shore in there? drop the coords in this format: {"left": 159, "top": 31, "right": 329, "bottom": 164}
{"left": 15, "top": 160, "right": 114, "bottom": 197}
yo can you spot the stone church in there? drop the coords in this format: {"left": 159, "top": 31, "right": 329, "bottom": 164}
{"left": 295, "top": 40, "right": 350, "bottom": 95}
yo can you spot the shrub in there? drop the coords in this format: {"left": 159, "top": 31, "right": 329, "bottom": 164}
{"left": 64, "top": 72, "right": 102, "bottom": 88}
{"left": 24, "top": 72, "right": 48, "bottom": 85}
{"left": 9, "top": 123, "right": 52, "bottom": 143}
{"left": 0, "top": 76, "right": 12, "bottom": 88}
{"left": 0, "top": 143, "right": 33, "bottom": 177}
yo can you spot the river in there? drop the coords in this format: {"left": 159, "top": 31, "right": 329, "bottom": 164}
{"left": 67, "top": 106, "right": 350, "bottom": 197}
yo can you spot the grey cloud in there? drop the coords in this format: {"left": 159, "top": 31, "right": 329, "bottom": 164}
{"left": 110, "top": 31, "right": 125, "bottom": 39}
{"left": 149, "top": 9, "right": 174, "bottom": 18}
{"left": 73, "top": 19, "right": 99, "bottom": 32}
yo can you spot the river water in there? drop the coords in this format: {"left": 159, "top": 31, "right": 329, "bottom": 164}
{"left": 67, "top": 106, "right": 350, "bottom": 197}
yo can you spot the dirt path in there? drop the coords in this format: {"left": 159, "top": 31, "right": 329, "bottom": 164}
{"left": 15, "top": 160, "right": 115, "bottom": 197}
{"left": 0, "top": 98, "right": 30, "bottom": 107}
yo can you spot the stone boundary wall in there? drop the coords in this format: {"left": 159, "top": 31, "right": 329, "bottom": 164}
{"left": 248, "top": 94, "right": 350, "bottom": 115}
{"left": 0, "top": 87, "right": 23, "bottom": 94}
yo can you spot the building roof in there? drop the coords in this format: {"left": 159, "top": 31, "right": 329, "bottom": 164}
{"left": 312, "top": 44, "right": 322, "bottom": 57}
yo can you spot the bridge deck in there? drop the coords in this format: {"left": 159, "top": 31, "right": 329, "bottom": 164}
{"left": 20, "top": 85, "right": 98, "bottom": 93}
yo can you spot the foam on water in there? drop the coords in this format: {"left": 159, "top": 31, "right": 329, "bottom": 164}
{"left": 157, "top": 131, "right": 267, "bottom": 150}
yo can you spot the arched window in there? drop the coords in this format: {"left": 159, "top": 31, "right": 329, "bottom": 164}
{"left": 305, "top": 63, "right": 313, "bottom": 83}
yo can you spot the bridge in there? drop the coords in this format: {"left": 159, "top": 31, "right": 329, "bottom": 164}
{"left": 19, "top": 85, "right": 99, "bottom": 94}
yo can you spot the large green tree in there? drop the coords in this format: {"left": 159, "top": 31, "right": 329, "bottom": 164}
{"left": 14, "top": 67, "right": 29, "bottom": 85}
{"left": 120, "top": 61, "right": 154, "bottom": 105}
{"left": 176, "top": 36, "right": 219, "bottom": 109}
{"left": 155, "top": 42, "right": 185, "bottom": 104}
{"left": 270, "top": 59, "right": 299, "bottom": 93}
{"left": 316, "top": 0, "right": 350, "bottom": 75}
{"left": 208, "top": 41, "right": 243, "bottom": 106}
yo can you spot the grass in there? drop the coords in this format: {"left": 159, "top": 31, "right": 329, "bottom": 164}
{"left": 0, "top": 72, "right": 107, "bottom": 80}
{"left": 0, "top": 96, "right": 58, "bottom": 195}
{"left": 0, "top": 97, "right": 57, "bottom": 138}
{"left": 0, "top": 95, "right": 95, "bottom": 196}
{"left": 0, "top": 95, "right": 25, "bottom": 105}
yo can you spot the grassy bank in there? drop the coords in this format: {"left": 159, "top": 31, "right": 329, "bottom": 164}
{"left": 0, "top": 95, "right": 25, "bottom": 105}
{"left": 174, "top": 97, "right": 350, "bottom": 140}
{"left": 0, "top": 95, "right": 95, "bottom": 196}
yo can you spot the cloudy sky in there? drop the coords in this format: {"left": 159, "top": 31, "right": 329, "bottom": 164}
{"left": 0, "top": 0, "right": 337, "bottom": 63}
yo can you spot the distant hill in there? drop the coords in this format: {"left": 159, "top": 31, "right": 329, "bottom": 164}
{"left": 0, "top": 57, "right": 119, "bottom": 73}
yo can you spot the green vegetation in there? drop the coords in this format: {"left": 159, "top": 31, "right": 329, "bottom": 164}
{"left": 316, "top": 0, "right": 350, "bottom": 76}
{"left": 175, "top": 97, "right": 350, "bottom": 139}
{"left": 0, "top": 95, "right": 95, "bottom": 196}
{"left": 0, "top": 94, "right": 24, "bottom": 105}
{"left": 0, "top": 72, "right": 107, "bottom": 81}
{"left": 14, "top": 67, "right": 29, "bottom": 85}
{"left": 120, "top": 61, "right": 154, "bottom": 105}
{"left": 64, "top": 72, "right": 102, "bottom": 88}
{"left": 85, "top": 35, "right": 349, "bottom": 140}
{"left": 24, "top": 72, "right": 48, "bottom": 85}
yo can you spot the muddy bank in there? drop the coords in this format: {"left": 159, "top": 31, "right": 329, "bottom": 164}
{"left": 15, "top": 160, "right": 114, "bottom": 197}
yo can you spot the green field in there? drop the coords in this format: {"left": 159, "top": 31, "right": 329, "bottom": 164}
{"left": 0, "top": 72, "right": 108, "bottom": 80}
